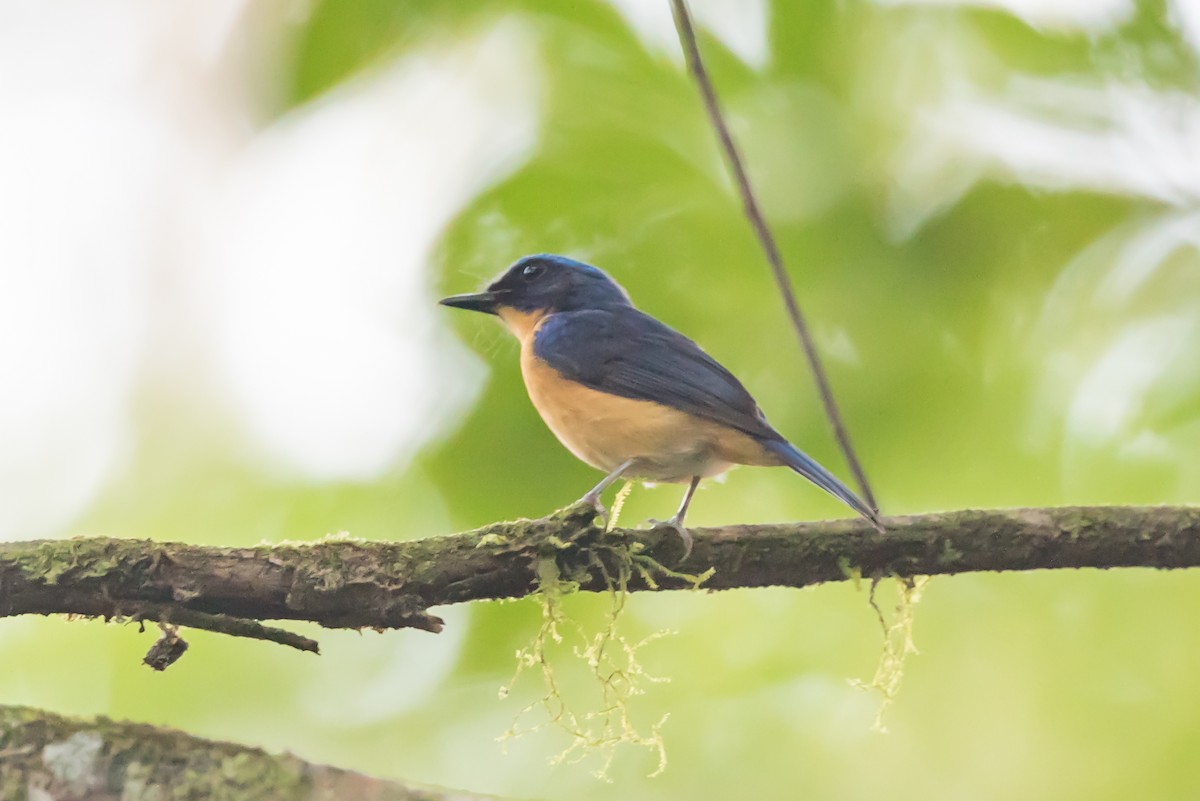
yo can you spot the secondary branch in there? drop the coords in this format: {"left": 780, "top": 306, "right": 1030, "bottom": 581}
{"left": 0, "top": 705, "right": 511, "bottom": 800}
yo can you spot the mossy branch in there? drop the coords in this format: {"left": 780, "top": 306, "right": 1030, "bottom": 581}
{"left": 2, "top": 505, "right": 1199, "bottom": 655}
{"left": 0, "top": 704, "right": 510, "bottom": 801}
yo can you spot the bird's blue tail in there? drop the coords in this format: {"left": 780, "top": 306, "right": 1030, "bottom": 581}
{"left": 762, "top": 439, "right": 884, "bottom": 531}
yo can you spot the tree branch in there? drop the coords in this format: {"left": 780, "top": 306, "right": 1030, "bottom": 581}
{"left": 668, "top": 0, "right": 879, "bottom": 511}
{"left": 2, "top": 505, "right": 1199, "bottom": 655}
{"left": 0, "top": 705, "right": 513, "bottom": 801}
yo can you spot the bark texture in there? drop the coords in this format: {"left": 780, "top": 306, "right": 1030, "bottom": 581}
{"left": 2, "top": 505, "right": 1198, "bottom": 653}
{"left": 0, "top": 705, "right": 510, "bottom": 801}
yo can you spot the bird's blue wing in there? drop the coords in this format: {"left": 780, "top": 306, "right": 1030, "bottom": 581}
{"left": 533, "top": 308, "right": 781, "bottom": 441}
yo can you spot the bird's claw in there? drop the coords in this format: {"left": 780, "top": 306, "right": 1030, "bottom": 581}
{"left": 649, "top": 516, "right": 694, "bottom": 562}
{"left": 578, "top": 491, "right": 609, "bottom": 528}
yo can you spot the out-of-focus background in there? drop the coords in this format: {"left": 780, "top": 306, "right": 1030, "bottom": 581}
{"left": 3, "top": 0, "right": 1200, "bottom": 798}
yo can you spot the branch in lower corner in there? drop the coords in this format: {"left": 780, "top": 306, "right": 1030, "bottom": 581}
{"left": 0, "top": 704, "right": 509, "bottom": 801}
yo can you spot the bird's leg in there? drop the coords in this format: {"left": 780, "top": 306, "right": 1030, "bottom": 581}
{"left": 578, "top": 458, "right": 636, "bottom": 527}
{"left": 651, "top": 475, "right": 700, "bottom": 560}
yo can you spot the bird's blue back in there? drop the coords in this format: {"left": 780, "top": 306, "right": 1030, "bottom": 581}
{"left": 532, "top": 307, "right": 783, "bottom": 443}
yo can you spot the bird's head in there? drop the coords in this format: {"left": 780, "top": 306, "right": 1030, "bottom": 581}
{"left": 440, "top": 254, "right": 631, "bottom": 337}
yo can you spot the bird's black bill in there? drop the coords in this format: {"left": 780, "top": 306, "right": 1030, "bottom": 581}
{"left": 439, "top": 291, "right": 499, "bottom": 315}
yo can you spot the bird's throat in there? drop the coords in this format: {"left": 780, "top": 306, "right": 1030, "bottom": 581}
{"left": 497, "top": 307, "right": 548, "bottom": 343}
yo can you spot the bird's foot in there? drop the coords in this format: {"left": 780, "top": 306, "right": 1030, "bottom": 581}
{"left": 649, "top": 515, "right": 694, "bottom": 562}
{"left": 577, "top": 490, "right": 609, "bottom": 529}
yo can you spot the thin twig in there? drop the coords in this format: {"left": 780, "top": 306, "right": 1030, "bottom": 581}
{"left": 131, "top": 603, "right": 320, "bottom": 654}
{"left": 668, "top": 0, "right": 878, "bottom": 512}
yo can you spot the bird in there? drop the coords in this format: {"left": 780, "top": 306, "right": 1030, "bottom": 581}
{"left": 440, "top": 254, "right": 883, "bottom": 558}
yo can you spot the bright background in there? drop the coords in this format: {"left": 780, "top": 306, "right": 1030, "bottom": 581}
{"left": 3, "top": 0, "right": 1200, "bottom": 798}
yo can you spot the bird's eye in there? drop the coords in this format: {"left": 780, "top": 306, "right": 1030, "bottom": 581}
{"left": 521, "top": 263, "right": 544, "bottom": 281}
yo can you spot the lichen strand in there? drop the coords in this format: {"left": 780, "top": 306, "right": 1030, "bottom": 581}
{"left": 497, "top": 501, "right": 714, "bottom": 780}
{"left": 853, "top": 575, "right": 930, "bottom": 732}
{"left": 498, "top": 591, "right": 672, "bottom": 779}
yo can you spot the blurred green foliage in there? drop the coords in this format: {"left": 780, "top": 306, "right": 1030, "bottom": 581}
{"left": 5, "top": 1, "right": 1200, "bottom": 800}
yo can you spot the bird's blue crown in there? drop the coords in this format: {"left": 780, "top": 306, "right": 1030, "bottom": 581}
{"left": 488, "top": 254, "right": 631, "bottom": 313}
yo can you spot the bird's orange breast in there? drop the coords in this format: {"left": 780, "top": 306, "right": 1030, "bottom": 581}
{"left": 505, "top": 312, "right": 778, "bottom": 481}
